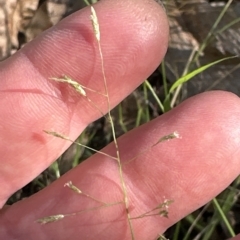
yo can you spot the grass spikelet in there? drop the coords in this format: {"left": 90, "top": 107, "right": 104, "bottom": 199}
{"left": 156, "top": 131, "right": 180, "bottom": 144}
{"left": 90, "top": 6, "right": 100, "bottom": 41}
{"left": 43, "top": 130, "right": 70, "bottom": 140}
{"left": 37, "top": 214, "right": 65, "bottom": 224}
{"left": 50, "top": 75, "right": 86, "bottom": 96}
{"left": 64, "top": 181, "right": 82, "bottom": 194}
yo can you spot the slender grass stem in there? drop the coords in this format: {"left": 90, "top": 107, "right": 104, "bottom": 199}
{"left": 212, "top": 198, "right": 235, "bottom": 237}
{"left": 90, "top": 6, "right": 134, "bottom": 238}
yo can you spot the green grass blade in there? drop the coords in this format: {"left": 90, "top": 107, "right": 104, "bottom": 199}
{"left": 212, "top": 198, "right": 235, "bottom": 237}
{"left": 169, "top": 56, "right": 236, "bottom": 93}
{"left": 163, "top": 56, "right": 236, "bottom": 112}
{"left": 160, "top": 59, "right": 168, "bottom": 97}
{"left": 83, "top": 0, "right": 90, "bottom": 6}
{"left": 193, "top": 0, "right": 233, "bottom": 61}
{"left": 145, "top": 80, "right": 165, "bottom": 113}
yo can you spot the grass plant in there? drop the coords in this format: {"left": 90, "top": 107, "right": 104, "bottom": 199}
{"left": 36, "top": 6, "right": 179, "bottom": 239}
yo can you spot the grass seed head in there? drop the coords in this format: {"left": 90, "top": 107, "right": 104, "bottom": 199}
{"left": 50, "top": 76, "right": 87, "bottom": 97}
{"left": 37, "top": 214, "right": 65, "bottom": 224}
{"left": 44, "top": 130, "right": 70, "bottom": 140}
{"left": 157, "top": 131, "right": 180, "bottom": 144}
{"left": 64, "top": 181, "right": 82, "bottom": 194}
{"left": 90, "top": 6, "right": 100, "bottom": 41}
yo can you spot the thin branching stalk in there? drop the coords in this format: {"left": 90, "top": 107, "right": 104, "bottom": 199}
{"left": 44, "top": 130, "right": 118, "bottom": 160}
{"left": 90, "top": 6, "right": 134, "bottom": 238}
{"left": 37, "top": 199, "right": 122, "bottom": 224}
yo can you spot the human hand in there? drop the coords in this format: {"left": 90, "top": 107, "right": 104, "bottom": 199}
{"left": 0, "top": 1, "right": 240, "bottom": 239}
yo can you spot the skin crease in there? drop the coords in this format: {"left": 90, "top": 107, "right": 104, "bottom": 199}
{"left": 0, "top": 0, "right": 239, "bottom": 239}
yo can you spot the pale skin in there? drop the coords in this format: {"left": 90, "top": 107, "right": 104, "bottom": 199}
{"left": 0, "top": 0, "right": 240, "bottom": 239}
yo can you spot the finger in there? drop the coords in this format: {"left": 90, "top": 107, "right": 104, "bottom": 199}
{"left": 0, "top": 0, "right": 168, "bottom": 206}
{"left": 232, "top": 234, "right": 240, "bottom": 240}
{"left": 1, "top": 91, "right": 240, "bottom": 240}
